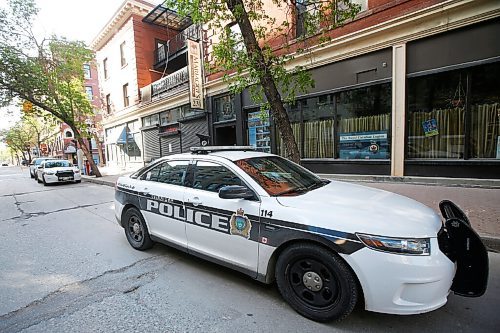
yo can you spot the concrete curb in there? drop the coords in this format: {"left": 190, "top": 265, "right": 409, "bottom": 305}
{"left": 82, "top": 176, "right": 115, "bottom": 187}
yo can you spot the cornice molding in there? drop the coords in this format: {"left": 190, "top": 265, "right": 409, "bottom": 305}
{"left": 90, "top": 0, "right": 155, "bottom": 51}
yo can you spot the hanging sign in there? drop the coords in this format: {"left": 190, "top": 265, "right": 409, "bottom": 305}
{"left": 187, "top": 39, "right": 204, "bottom": 110}
{"left": 422, "top": 119, "right": 439, "bottom": 137}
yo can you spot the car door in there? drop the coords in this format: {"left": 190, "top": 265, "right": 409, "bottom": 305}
{"left": 137, "top": 160, "right": 190, "bottom": 250}
{"left": 184, "top": 159, "right": 260, "bottom": 276}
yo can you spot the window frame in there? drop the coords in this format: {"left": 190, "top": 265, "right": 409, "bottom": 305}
{"left": 83, "top": 64, "right": 91, "bottom": 79}
{"left": 103, "top": 58, "right": 108, "bottom": 79}
{"left": 105, "top": 94, "right": 112, "bottom": 114}
{"left": 120, "top": 41, "right": 127, "bottom": 67}
{"left": 123, "top": 83, "right": 129, "bottom": 107}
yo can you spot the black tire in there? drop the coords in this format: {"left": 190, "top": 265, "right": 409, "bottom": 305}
{"left": 37, "top": 174, "right": 41, "bottom": 183}
{"left": 34, "top": 173, "right": 38, "bottom": 181}
{"left": 123, "top": 207, "right": 153, "bottom": 250}
{"left": 275, "top": 244, "right": 358, "bottom": 322}
{"left": 75, "top": 180, "right": 81, "bottom": 183}
{"left": 42, "top": 175, "right": 48, "bottom": 186}
{"left": 30, "top": 171, "right": 34, "bottom": 179}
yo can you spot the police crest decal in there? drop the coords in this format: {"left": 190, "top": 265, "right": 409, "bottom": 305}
{"left": 230, "top": 208, "right": 252, "bottom": 239}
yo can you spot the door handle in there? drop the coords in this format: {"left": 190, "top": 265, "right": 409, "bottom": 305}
{"left": 187, "top": 197, "right": 202, "bottom": 206}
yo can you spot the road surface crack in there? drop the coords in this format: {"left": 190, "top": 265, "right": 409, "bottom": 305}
{"left": 0, "top": 255, "right": 178, "bottom": 333}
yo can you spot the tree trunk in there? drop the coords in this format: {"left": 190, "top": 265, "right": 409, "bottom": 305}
{"left": 68, "top": 124, "right": 102, "bottom": 177}
{"left": 225, "top": 0, "right": 301, "bottom": 163}
{"left": 93, "top": 133, "right": 105, "bottom": 167}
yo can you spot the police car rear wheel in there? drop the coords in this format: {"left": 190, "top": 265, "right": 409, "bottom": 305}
{"left": 276, "top": 244, "right": 358, "bottom": 322}
{"left": 124, "top": 208, "right": 153, "bottom": 250}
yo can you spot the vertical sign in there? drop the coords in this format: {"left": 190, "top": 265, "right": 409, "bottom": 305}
{"left": 187, "top": 39, "right": 204, "bottom": 110}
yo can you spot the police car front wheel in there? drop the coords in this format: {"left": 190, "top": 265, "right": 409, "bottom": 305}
{"left": 124, "top": 207, "right": 153, "bottom": 250}
{"left": 275, "top": 244, "right": 358, "bottom": 322}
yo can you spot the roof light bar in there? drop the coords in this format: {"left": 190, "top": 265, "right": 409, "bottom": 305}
{"left": 190, "top": 146, "right": 256, "bottom": 154}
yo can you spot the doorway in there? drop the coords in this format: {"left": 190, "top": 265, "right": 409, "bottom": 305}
{"left": 215, "top": 125, "right": 237, "bottom": 146}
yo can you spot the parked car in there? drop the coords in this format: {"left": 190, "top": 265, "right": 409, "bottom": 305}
{"left": 36, "top": 159, "right": 81, "bottom": 185}
{"left": 29, "top": 157, "right": 55, "bottom": 179}
{"left": 114, "top": 146, "right": 488, "bottom": 322}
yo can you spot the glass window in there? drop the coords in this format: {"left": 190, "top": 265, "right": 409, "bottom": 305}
{"left": 469, "top": 62, "right": 500, "bottom": 159}
{"left": 123, "top": 83, "right": 129, "bottom": 107}
{"left": 235, "top": 156, "right": 325, "bottom": 196}
{"left": 85, "top": 86, "right": 93, "bottom": 101}
{"left": 143, "top": 116, "right": 151, "bottom": 127}
{"left": 337, "top": 83, "right": 391, "bottom": 159}
{"left": 103, "top": 58, "right": 108, "bottom": 79}
{"left": 83, "top": 64, "right": 91, "bottom": 79}
{"left": 248, "top": 110, "right": 271, "bottom": 153}
{"left": 181, "top": 104, "right": 203, "bottom": 119}
{"left": 408, "top": 70, "right": 465, "bottom": 159}
{"left": 120, "top": 41, "right": 127, "bottom": 67}
{"left": 302, "top": 95, "right": 335, "bottom": 158}
{"left": 214, "top": 95, "right": 235, "bottom": 122}
{"left": 141, "top": 160, "right": 189, "bottom": 186}
{"left": 106, "top": 94, "right": 111, "bottom": 114}
{"left": 160, "top": 111, "right": 169, "bottom": 126}
{"left": 192, "top": 161, "right": 243, "bottom": 192}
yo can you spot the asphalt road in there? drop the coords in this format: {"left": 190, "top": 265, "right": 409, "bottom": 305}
{"left": 0, "top": 165, "right": 498, "bottom": 333}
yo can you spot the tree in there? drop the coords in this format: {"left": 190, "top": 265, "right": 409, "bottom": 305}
{"left": 23, "top": 110, "right": 58, "bottom": 158}
{"left": 166, "top": 0, "right": 360, "bottom": 162}
{"left": 0, "top": 0, "right": 102, "bottom": 176}
{"left": 3, "top": 121, "right": 33, "bottom": 163}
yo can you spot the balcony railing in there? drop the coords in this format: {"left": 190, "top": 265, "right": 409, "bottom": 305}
{"left": 154, "top": 25, "right": 200, "bottom": 65}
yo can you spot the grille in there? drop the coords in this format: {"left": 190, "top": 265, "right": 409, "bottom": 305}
{"left": 56, "top": 171, "right": 74, "bottom": 178}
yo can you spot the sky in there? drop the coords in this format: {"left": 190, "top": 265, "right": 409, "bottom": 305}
{"left": 0, "top": 0, "right": 156, "bottom": 134}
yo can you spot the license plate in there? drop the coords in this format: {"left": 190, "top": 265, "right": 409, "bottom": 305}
{"left": 59, "top": 177, "right": 73, "bottom": 181}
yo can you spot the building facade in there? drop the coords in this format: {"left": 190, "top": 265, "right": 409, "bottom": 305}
{"left": 95, "top": 0, "right": 500, "bottom": 179}
{"left": 92, "top": 0, "right": 208, "bottom": 170}
{"left": 204, "top": 0, "right": 500, "bottom": 179}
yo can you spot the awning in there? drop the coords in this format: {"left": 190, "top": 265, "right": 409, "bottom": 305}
{"left": 105, "top": 125, "right": 127, "bottom": 145}
{"left": 142, "top": 4, "right": 192, "bottom": 31}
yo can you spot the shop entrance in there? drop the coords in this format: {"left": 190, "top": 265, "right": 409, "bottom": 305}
{"left": 214, "top": 125, "right": 237, "bottom": 146}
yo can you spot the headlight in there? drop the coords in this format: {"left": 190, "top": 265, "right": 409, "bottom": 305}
{"left": 356, "top": 233, "right": 430, "bottom": 255}
{"left": 45, "top": 170, "right": 55, "bottom": 175}
{"left": 74, "top": 169, "right": 80, "bottom": 173}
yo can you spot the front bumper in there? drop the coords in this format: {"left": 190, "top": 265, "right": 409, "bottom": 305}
{"left": 341, "top": 238, "right": 455, "bottom": 315}
{"left": 43, "top": 172, "right": 81, "bottom": 183}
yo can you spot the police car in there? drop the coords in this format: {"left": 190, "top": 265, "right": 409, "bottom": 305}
{"left": 114, "top": 146, "right": 488, "bottom": 322}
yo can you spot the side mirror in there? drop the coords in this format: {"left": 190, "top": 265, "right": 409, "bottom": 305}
{"left": 219, "top": 185, "right": 256, "bottom": 200}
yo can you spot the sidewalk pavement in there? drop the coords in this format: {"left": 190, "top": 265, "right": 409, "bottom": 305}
{"left": 82, "top": 168, "right": 500, "bottom": 252}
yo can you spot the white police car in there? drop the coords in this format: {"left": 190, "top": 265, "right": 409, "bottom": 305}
{"left": 114, "top": 146, "right": 488, "bottom": 322}
{"left": 36, "top": 159, "right": 81, "bottom": 185}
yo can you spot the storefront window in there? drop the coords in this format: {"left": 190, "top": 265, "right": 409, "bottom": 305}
{"left": 407, "top": 61, "right": 500, "bottom": 159}
{"left": 214, "top": 95, "right": 235, "bottom": 122}
{"left": 126, "top": 121, "right": 141, "bottom": 160}
{"left": 337, "top": 83, "right": 391, "bottom": 159}
{"left": 277, "top": 83, "right": 391, "bottom": 159}
{"left": 277, "top": 103, "right": 301, "bottom": 158}
{"left": 469, "top": 62, "right": 500, "bottom": 159}
{"left": 302, "top": 95, "right": 335, "bottom": 158}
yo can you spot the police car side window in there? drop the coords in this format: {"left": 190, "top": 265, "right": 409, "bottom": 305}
{"left": 141, "top": 160, "right": 189, "bottom": 186}
{"left": 192, "top": 161, "right": 243, "bottom": 193}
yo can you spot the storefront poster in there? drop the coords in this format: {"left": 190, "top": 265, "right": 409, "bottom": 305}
{"left": 422, "top": 119, "right": 439, "bottom": 137}
{"left": 248, "top": 111, "right": 271, "bottom": 153}
{"left": 339, "top": 131, "right": 388, "bottom": 159}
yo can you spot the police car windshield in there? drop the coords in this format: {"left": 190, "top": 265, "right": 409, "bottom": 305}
{"left": 235, "top": 156, "right": 326, "bottom": 196}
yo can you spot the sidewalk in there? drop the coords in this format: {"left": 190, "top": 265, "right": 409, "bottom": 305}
{"left": 82, "top": 170, "right": 500, "bottom": 252}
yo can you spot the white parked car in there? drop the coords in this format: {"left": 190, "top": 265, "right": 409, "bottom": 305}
{"left": 37, "top": 159, "right": 81, "bottom": 185}
{"left": 29, "top": 157, "right": 54, "bottom": 179}
{"left": 114, "top": 146, "right": 488, "bottom": 322}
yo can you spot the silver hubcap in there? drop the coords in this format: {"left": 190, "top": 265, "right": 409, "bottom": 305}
{"left": 132, "top": 222, "right": 141, "bottom": 235}
{"left": 303, "top": 271, "right": 323, "bottom": 291}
